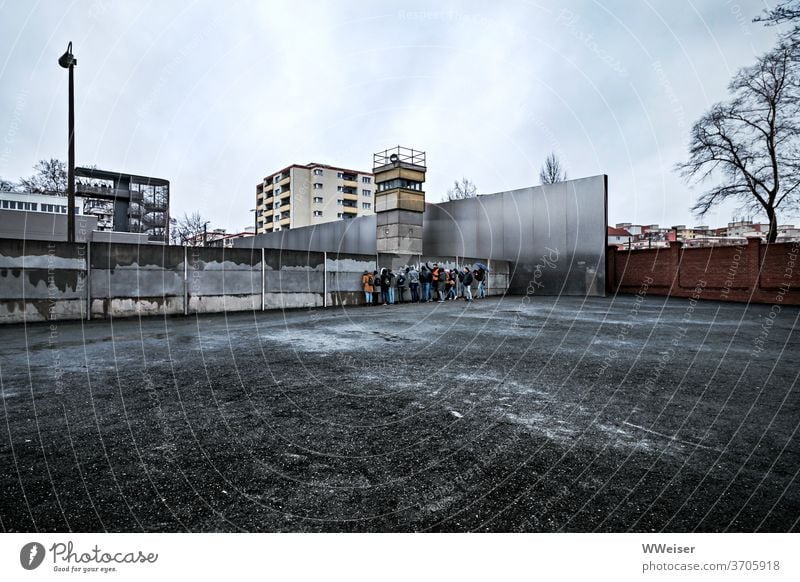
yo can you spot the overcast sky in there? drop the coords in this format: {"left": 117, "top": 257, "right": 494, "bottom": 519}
{"left": 0, "top": 0, "right": 792, "bottom": 232}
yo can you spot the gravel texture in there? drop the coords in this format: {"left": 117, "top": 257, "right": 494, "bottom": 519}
{"left": 1, "top": 294, "right": 798, "bottom": 532}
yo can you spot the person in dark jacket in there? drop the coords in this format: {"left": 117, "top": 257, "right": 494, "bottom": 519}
{"left": 372, "top": 270, "right": 381, "bottom": 306}
{"left": 408, "top": 266, "right": 420, "bottom": 303}
{"left": 420, "top": 266, "right": 431, "bottom": 303}
{"left": 380, "top": 268, "right": 391, "bottom": 305}
{"left": 436, "top": 268, "right": 446, "bottom": 302}
{"left": 462, "top": 267, "right": 474, "bottom": 302}
{"left": 475, "top": 268, "right": 486, "bottom": 298}
{"left": 396, "top": 269, "right": 407, "bottom": 303}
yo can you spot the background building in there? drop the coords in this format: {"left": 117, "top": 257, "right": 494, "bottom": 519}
{"left": 0, "top": 191, "right": 96, "bottom": 242}
{"left": 607, "top": 226, "right": 633, "bottom": 247}
{"left": 255, "top": 163, "right": 374, "bottom": 234}
{"left": 76, "top": 167, "right": 170, "bottom": 242}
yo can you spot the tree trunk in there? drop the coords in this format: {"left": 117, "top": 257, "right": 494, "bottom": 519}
{"left": 766, "top": 207, "right": 778, "bottom": 243}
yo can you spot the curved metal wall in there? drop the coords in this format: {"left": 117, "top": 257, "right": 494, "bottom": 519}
{"left": 237, "top": 175, "right": 608, "bottom": 297}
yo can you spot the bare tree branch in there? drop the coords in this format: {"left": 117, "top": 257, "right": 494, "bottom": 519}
{"left": 172, "top": 211, "right": 209, "bottom": 246}
{"left": 19, "top": 158, "right": 68, "bottom": 195}
{"left": 676, "top": 41, "right": 800, "bottom": 243}
{"left": 446, "top": 177, "right": 478, "bottom": 201}
{"left": 539, "top": 152, "right": 568, "bottom": 184}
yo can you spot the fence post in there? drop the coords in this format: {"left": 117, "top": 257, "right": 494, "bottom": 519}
{"left": 183, "top": 245, "right": 188, "bottom": 316}
{"left": 261, "top": 247, "right": 265, "bottom": 311}
{"left": 86, "top": 240, "right": 91, "bottom": 321}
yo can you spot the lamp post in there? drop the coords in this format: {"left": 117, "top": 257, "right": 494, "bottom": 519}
{"left": 58, "top": 42, "right": 77, "bottom": 243}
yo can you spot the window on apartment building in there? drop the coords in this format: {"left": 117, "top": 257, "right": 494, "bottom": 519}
{"left": 362, "top": 176, "right": 371, "bottom": 183}
{"left": 313, "top": 197, "right": 323, "bottom": 203}
{"left": 337, "top": 172, "right": 343, "bottom": 179}
{"left": 337, "top": 213, "right": 343, "bottom": 219}
{"left": 336, "top": 185, "right": 343, "bottom": 192}
{"left": 362, "top": 202, "right": 371, "bottom": 209}
{"left": 336, "top": 199, "right": 343, "bottom": 205}
{"left": 313, "top": 183, "right": 323, "bottom": 189}
{"left": 313, "top": 168, "right": 323, "bottom": 176}
{"left": 313, "top": 211, "right": 323, "bottom": 217}
{"left": 362, "top": 189, "right": 371, "bottom": 197}
{"left": 1, "top": 200, "right": 8, "bottom": 209}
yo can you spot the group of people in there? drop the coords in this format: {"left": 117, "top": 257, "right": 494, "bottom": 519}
{"left": 361, "top": 263, "right": 487, "bottom": 305}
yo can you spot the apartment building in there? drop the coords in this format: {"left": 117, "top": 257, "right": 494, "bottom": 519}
{"left": 255, "top": 163, "right": 374, "bottom": 234}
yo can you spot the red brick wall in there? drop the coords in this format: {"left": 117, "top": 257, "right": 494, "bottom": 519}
{"left": 608, "top": 238, "right": 800, "bottom": 305}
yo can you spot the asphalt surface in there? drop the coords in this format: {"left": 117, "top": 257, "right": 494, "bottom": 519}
{"left": 1, "top": 294, "right": 798, "bottom": 532}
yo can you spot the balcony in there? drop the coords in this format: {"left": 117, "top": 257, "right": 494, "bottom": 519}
{"left": 279, "top": 190, "right": 291, "bottom": 200}
{"left": 279, "top": 217, "right": 291, "bottom": 227}
{"left": 75, "top": 182, "right": 120, "bottom": 197}
{"left": 342, "top": 206, "right": 358, "bottom": 214}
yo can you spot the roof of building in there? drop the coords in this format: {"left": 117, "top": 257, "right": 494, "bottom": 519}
{"left": 261, "top": 162, "right": 373, "bottom": 182}
{"left": 607, "top": 226, "right": 632, "bottom": 236}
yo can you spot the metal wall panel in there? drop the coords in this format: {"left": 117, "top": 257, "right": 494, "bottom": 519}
{"left": 475, "top": 193, "right": 504, "bottom": 261}
{"left": 237, "top": 175, "right": 607, "bottom": 296}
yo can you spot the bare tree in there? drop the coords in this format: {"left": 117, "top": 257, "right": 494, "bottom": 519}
{"left": 173, "top": 211, "right": 209, "bottom": 246}
{"left": 0, "top": 177, "right": 18, "bottom": 192}
{"left": 539, "top": 152, "right": 568, "bottom": 184}
{"left": 446, "top": 177, "right": 478, "bottom": 201}
{"left": 755, "top": 0, "right": 800, "bottom": 26}
{"left": 676, "top": 42, "right": 800, "bottom": 243}
{"left": 19, "top": 158, "right": 68, "bottom": 195}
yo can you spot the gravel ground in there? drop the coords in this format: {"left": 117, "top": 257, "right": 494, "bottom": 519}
{"left": 1, "top": 294, "right": 798, "bottom": 532}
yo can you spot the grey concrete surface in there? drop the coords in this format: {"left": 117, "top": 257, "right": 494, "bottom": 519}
{"left": 0, "top": 294, "right": 797, "bottom": 532}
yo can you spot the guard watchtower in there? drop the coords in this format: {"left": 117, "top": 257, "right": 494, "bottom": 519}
{"left": 373, "top": 146, "right": 427, "bottom": 255}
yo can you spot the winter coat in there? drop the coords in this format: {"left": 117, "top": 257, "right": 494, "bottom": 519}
{"left": 361, "top": 273, "right": 373, "bottom": 293}
{"left": 408, "top": 269, "right": 420, "bottom": 284}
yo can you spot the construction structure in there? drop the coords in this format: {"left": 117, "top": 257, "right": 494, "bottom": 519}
{"left": 75, "top": 167, "right": 169, "bottom": 242}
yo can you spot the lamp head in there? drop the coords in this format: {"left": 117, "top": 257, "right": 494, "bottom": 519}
{"left": 58, "top": 42, "right": 76, "bottom": 68}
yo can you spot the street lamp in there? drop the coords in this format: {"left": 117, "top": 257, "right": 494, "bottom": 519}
{"left": 58, "top": 42, "right": 77, "bottom": 243}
